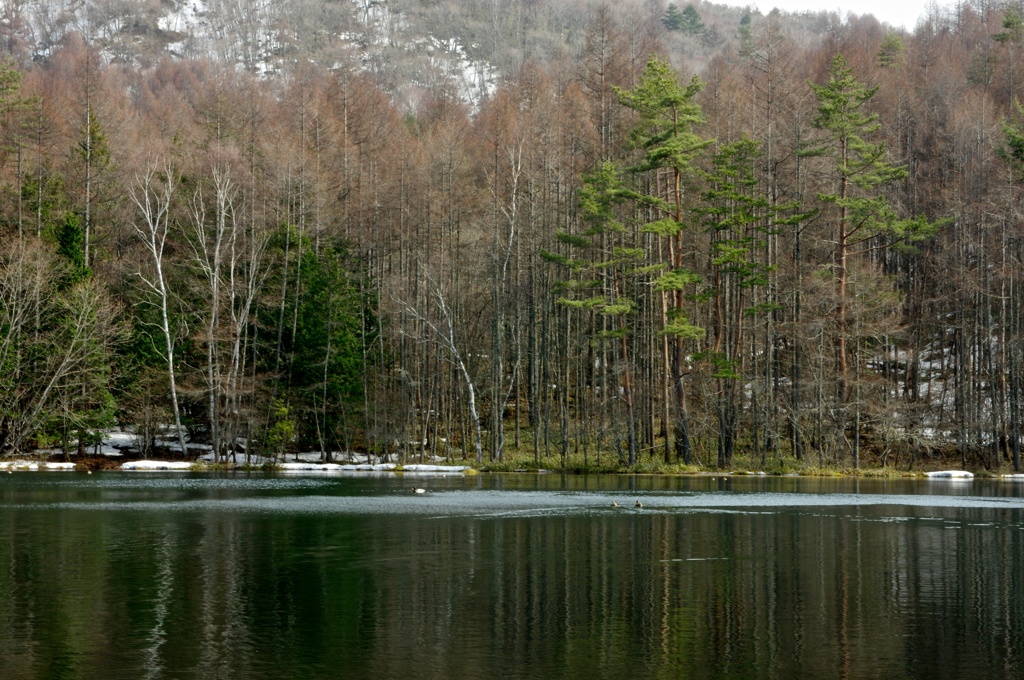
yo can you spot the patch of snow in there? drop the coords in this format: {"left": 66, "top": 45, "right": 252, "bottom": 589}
{"left": 0, "top": 460, "right": 73, "bottom": 470}
{"left": 925, "top": 470, "right": 974, "bottom": 479}
{"left": 402, "top": 464, "right": 469, "bottom": 473}
{"left": 279, "top": 462, "right": 348, "bottom": 471}
{"left": 159, "top": 0, "right": 208, "bottom": 34}
{"left": 121, "top": 461, "right": 194, "bottom": 471}
{"left": 106, "top": 431, "right": 137, "bottom": 448}
{"left": 42, "top": 462, "right": 77, "bottom": 471}
{"left": 274, "top": 462, "right": 468, "bottom": 473}
{"left": 280, "top": 463, "right": 397, "bottom": 472}
{"left": 1, "top": 460, "right": 34, "bottom": 470}
{"left": 292, "top": 451, "right": 336, "bottom": 462}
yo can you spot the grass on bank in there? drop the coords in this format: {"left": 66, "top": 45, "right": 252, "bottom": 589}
{"left": 410, "top": 436, "right": 1014, "bottom": 477}
{"left": 26, "top": 428, "right": 1020, "bottom": 477}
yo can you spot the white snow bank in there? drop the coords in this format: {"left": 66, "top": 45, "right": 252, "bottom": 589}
{"left": 1001, "top": 474, "right": 1024, "bottom": 480}
{"left": 279, "top": 462, "right": 397, "bottom": 472}
{"left": 925, "top": 470, "right": 974, "bottom": 479}
{"left": 2, "top": 461, "right": 38, "bottom": 470}
{"left": 401, "top": 464, "right": 470, "bottom": 473}
{"left": 121, "top": 461, "right": 194, "bottom": 471}
{"left": 278, "top": 462, "right": 353, "bottom": 471}
{"left": 276, "top": 462, "right": 470, "bottom": 473}
{"left": 0, "top": 461, "right": 77, "bottom": 471}
{"left": 42, "top": 462, "right": 76, "bottom": 470}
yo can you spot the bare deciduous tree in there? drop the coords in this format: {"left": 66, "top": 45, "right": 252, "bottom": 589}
{"left": 129, "top": 162, "right": 188, "bottom": 457}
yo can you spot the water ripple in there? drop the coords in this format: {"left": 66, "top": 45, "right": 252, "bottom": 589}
{"left": 8, "top": 489, "right": 1024, "bottom": 516}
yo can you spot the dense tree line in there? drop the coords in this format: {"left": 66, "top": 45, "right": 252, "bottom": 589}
{"left": 2, "top": 2, "right": 1024, "bottom": 470}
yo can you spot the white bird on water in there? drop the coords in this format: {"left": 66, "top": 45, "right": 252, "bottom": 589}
{"left": 411, "top": 486, "right": 426, "bottom": 494}
{"left": 635, "top": 500, "right": 643, "bottom": 508}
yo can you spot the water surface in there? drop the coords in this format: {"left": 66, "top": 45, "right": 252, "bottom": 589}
{"left": 1, "top": 473, "right": 1022, "bottom": 679}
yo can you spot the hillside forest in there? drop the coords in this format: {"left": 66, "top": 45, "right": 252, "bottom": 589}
{"left": 1, "top": 0, "right": 1023, "bottom": 472}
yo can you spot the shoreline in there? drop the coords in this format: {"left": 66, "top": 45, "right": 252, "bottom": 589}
{"left": 3, "top": 457, "right": 1024, "bottom": 480}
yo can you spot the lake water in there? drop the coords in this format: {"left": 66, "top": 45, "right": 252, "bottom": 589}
{"left": 1, "top": 472, "right": 1023, "bottom": 679}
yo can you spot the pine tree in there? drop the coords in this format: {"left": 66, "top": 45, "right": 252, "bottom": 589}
{"left": 877, "top": 31, "right": 904, "bottom": 69}
{"left": 663, "top": 4, "right": 683, "bottom": 32}
{"left": 293, "top": 241, "right": 373, "bottom": 456}
{"left": 697, "top": 137, "right": 812, "bottom": 467}
{"left": 802, "top": 54, "right": 934, "bottom": 461}
{"left": 680, "top": 5, "right": 706, "bottom": 36}
{"left": 542, "top": 161, "right": 649, "bottom": 465}
{"left": 737, "top": 12, "right": 753, "bottom": 57}
{"left": 616, "top": 57, "right": 712, "bottom": 464}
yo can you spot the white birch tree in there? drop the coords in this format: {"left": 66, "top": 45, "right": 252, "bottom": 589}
{"left": 129, "top": 162, "right": 189, "bottom": 457}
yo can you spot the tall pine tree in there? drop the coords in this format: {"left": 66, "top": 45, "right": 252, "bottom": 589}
{"left": 543, "top": 161, "right": 653, "bottom": 465}
{"left": 616, "top": 56, "right": 712, "bottom": 464}
{"left": 803, "top": 54, "right": 934, "bottom": 464}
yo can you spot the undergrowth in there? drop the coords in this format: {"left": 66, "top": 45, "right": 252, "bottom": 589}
{"left": 444, "top": 438, "right": 1008, "bottom": 476}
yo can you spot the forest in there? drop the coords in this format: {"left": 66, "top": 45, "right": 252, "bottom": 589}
{"left": 1, "top": 0, "right": 1023, "bottom": 473}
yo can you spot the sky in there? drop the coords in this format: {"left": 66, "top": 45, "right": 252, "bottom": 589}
{"left": 747, "top": 0, "right": 938, "bottom": 30}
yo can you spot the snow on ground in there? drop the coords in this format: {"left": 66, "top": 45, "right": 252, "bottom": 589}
{"left": 0, "top": 461, "right": 76, "bottom": 471}
{"left": 121, "top": 461, "right": 194, "bottom": 471}
{"left": 276, "top": 462, "right": 468, "bottom": 472}
{"left": 199, "top": 450, "right": 337, "bottom": 464}
{"left": 30, "top": 430, "right": 131, "bottom": 458}
{"left": 161, "top": 441, "right": 213, "bottom": 454}
{"left": 32, "top": 447, "right": 118, "bottom": 458}
{"left": 29, "top": 431, "right": 471, "bottom": 473}
{"left": 103, "top": 430, "right": 136, "bottom": 453}
{"left": 28, "top": 428, "right": 204, "bottom": 458}
{"left": 116, "top": 459, "right": 469, "bottom": 472}
{"left": 158, "top": 0, "right": 208, "bottom": 34}
{"left": 925, "top": 470, "right": 974, "bottom": 479}
{"left": 277, "top": 462, "right": 391, "bottom": 472}
{"left": 403, "top": 464, "right": 469, "bottom": 472}
{"left": 420, "top": 36, "right": 496, "bottom": 105}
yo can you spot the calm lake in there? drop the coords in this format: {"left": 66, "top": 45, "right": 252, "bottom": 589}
{"left": 1, "top": 472, "right": 1023, "bottom": 679}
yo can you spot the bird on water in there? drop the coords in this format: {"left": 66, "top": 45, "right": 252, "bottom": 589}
{"left": 411, "top": 486, "right": 426, "bottom": 494}
{"left": 635, "top": 500, "right": 643, "bottom": 508}
{"left": 610, "top": 501, "right": 619, "bottom": 508}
